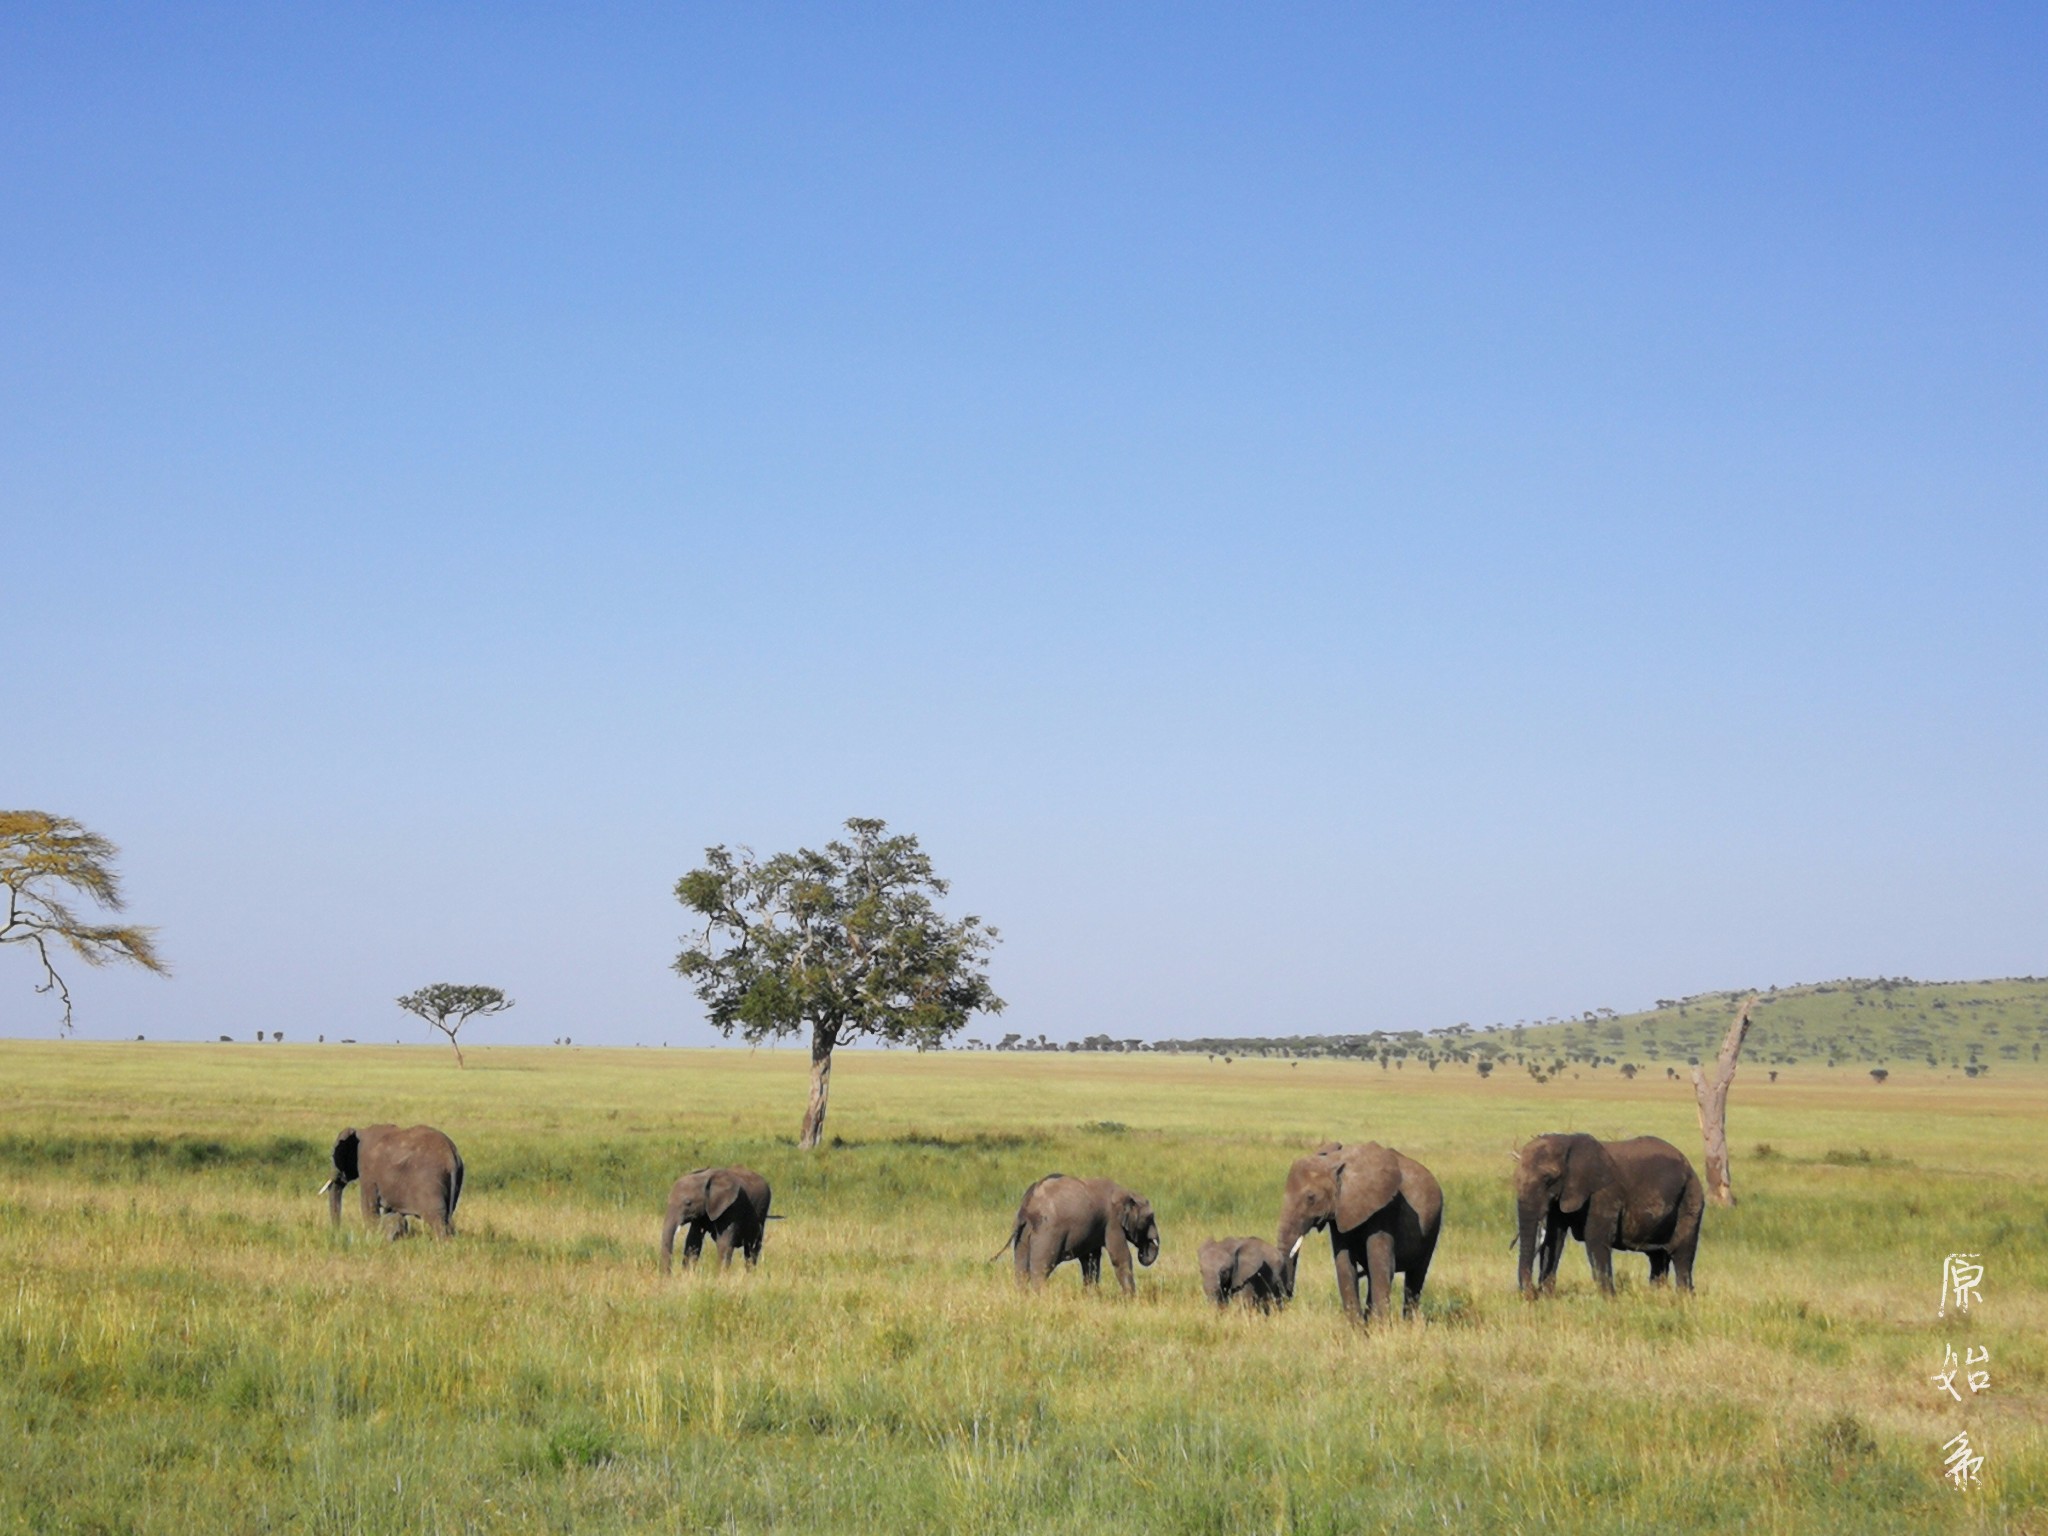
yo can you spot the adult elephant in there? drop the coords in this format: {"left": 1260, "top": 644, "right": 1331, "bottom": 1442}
{"left": 660, "top": 1166, "right": 773, "bottom": 1273}
{"left": 1198, "top": 1235, "right": 1289, "bottom": 1311}
{"left": 324, "top": 1125, "right": 463, "bottom": 1238}
{"left": 1276, "top": 1142, "right": 1442, "bottom": 1321}
{"left": 997, "top": 1174, "right": 1160, "bottom": 1295}
{"left": 1514, "top": 1132, "right": 1703, "bottom": 1296}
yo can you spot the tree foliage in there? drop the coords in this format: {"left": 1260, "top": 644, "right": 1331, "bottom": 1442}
{"left": 674, "top": 817, "right": 1002, "bottom": 1147}
{"left": 396, "top": 982, "right": 513, "bottom": 1068}
{"left": 0, "top": 811, "right": 167, "bottom": 1032}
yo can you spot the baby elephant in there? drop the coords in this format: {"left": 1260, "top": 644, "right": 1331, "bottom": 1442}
{"left": 660, "top": 1166, "right": 772, "bottom": 1274}
{"left": 997, "top": 1173, "right": 1161, "bottom": 1295}
{"left": 1199, "top": 1236, "right": 1289, "bottom": 1312}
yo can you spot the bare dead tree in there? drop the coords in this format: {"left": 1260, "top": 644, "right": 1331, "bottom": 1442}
{"left": 1691, "top": 992, "right": 1760, "bottom": 1206}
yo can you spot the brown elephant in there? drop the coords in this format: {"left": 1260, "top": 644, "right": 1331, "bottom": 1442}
{"left": 1515, "top": 1133, "right": 1703, "bottom": 1296}
{"left": 1276, "top": 1141, "right": 1442, "bottom": 1321}
{"left": 324, "top": 1124, "right": 464, "bottom": 1238}
{"left": 996, "top": 1174, "right": 1160, "bottom": 1295}
{"left": 660, "top": 1166, "right": 773, "bottom": 1273}
{"left": 1198, "top": 1235, "right": 1289, "bottom": 1311}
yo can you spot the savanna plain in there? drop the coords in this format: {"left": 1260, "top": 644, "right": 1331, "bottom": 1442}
{"left": 2, "top": 1042, "right": 2043, "bottom": 1534}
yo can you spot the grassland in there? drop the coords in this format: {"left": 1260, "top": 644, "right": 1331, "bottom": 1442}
{"left": 2, "top": 1041, "right": 2043, "bottom": 1533}
{"left": 1153, "top": 976, "right": 2048, "bottom": 1078}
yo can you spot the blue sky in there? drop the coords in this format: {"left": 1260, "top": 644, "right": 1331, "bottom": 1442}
{"left": 6, "top": 6, "right": 2044, "bottom": 1046}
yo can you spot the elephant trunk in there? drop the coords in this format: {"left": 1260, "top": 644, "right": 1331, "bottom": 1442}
{"left": 325, "top": 1176, "right": 346, "bottom": 1227}
{"left": 1516, "top": 1195, "right": 1543, "bottom": 1295}
{"left": 1275, "top": 1212, "right": 1310, "bottom": 1299}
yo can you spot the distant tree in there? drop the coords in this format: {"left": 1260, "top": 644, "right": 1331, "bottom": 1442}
{"left": 674, "top": 818, "right": 1002, "bottom": 1149}
{"left": 1619, "top": 1063, "right": 1639, "bottom": 1080}
{"left": 1869, "top": 1068, "right": 1889, "bottom": 1084}
{"left": 396, "top": 983, "right": 514, "bottom": 1068}
{"left": 1, "top": 811, "right": 168, "bottom": 1033}
{"left": 1475, "top": 1060, "right": 1495, "bottom": 1079}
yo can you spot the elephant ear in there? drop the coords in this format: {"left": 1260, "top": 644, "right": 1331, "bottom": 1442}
{"left": 1231, "top": 1241, "right": 1267, "bottom": 1292}
{"left": 703, "top": 1170, "right": 741, "bottom": 1222}
{"left": 1332, "top": 1146, "right": 1402, "bottom": 1233}
{"left": 331, "top": 1130, "right": 360, "bottom": 1182}
{"left": 1558, "top": 1138, "right": 1603, "bottom": 1215}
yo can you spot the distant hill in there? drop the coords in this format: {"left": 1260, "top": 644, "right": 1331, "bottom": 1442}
{"left": 1146, "top": 977, "right": 2048, "bottom": 1075}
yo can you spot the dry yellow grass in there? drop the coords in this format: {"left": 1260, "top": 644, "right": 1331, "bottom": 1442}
{"left": 2, "top": 1041, "right": 2041, "bottom": 1532}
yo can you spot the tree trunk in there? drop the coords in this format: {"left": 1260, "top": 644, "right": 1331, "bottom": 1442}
{"left": 1691, "top": 992, "right": 1759, "bottom": 1206}
{"left": 798, "top": 1022, "right": 839, "bottom": 1150}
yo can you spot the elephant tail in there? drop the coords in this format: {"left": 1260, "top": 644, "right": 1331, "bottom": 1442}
{"left": 447, "top": 1155, "right": 465, "bottom": 1221}
{"left": 987, "top": 1217, "right": 1028, "bottom": 1264}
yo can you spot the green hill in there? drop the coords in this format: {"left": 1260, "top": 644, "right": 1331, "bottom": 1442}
{"left": 1151, "top": 976, "right": 2048, "bottom": 1075}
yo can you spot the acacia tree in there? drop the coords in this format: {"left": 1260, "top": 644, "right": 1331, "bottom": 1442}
{"left": 396, "top": 983, "right": 513, "bottom": 1067}
{"left": 1, "top": 811, "right": 167, "bottom": 1032}
{"left": 674, "top": 817, "right": 1003, "bottom": 1149}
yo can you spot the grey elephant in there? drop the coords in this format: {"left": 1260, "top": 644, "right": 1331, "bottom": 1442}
{"left": 660, "top": 1166, "right": 773, "bottom": 1273}
{"left": 1515, "top": 1132, "right": 1703, "bottom": 1296}
{"left": 323, "top": 1124, "right": 464, "bottom": 1238}
{"left": 996, "top": 1174, "right": 1161, "bottom": 1295}
{"left": 1198, "top": 1235, "right": 1289, "bottom": 1311}
{"left": 1276, "top": 1141, "right": 1442, "bottom": 1321}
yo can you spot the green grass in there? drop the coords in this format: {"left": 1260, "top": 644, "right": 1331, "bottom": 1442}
{"left": 2, "top": 1041, "right": 2043, "bottom": 1533}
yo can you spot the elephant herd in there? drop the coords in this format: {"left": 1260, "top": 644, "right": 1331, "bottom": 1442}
{"left": 319, "top": 1123, "right": 1707, "bottom": 1315}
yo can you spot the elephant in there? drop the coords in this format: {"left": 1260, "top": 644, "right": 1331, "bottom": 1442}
{"left": 1514, "top": 1132, "right": 1703, "bottom": 1296}
{"left": 996, "top": 1174, "right": 1161, "bottom": 1295}
{"left": 1198, "top": 1235, "right": 1289, "bottom": 1311}
{"left": 660, "top": 1166, "right": 773, "bottom": 1273}
{"left": 323, "top": 1124, "right": 464, "bottom": 1238}
{"left": 1276, "top": 1141, "right": 1442, "bottom": 1321}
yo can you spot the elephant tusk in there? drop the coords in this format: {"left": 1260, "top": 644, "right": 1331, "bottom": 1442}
{"left": 1288, "top": 1235, "right": 1305, "bottom": 1259}
{"left": 318, "top": 1178, "right": 335, "bottom": 1194}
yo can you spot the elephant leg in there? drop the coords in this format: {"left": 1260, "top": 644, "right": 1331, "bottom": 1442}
{"left": 1584, "top": 1230, "right": 1616, "bottom": 1295}
{"left": 1539, "top": 1224, "right": 1567, "bottom": 1294}
{"left": 714, "top": 1224, "right": 739, "bottom": 1269}
{"left": 1403, "top": 1232, "right": 1439, "bottom": 1317}
{"left": 1104, "top": 1224, "right": 1135, "bottom": 1297}
{"left": 1013, "top": 1226, "right": 1036, "bottom": 1286}
{"left": 1648, "top": 1251, "right": 1671, "bottom": 1286}
{"left": 1331, "top": 1244, "right": 1363, "bottom": 1319}
{"left": 1362, "top": 1229, "right": 1396, "bottom": 1322}
{"left": 1079, "top": 1248, "right": 1102, "bottom": 1287}
{"left": 1025, "top": 1226, "right": 1061, "bottom": 1285}
{"left": 743, "top": 1225, "right": 763, "bottom": 1268}
{"left": 681, "top": 1222, "right": 706, "bottom": 1268}
{"left": 1671, "top": 1231, "right": 1698, "bottom": 1293}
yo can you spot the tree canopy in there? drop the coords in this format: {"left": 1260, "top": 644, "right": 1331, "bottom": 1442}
{"left": 674, "top": 817, "right": 1003, "bottom": 1147}
{"left": 396, "top": 983, "right": 514, "bottom": 1067}
{"left": 1, "top": 811, "right": 167, "bottom": 1032}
